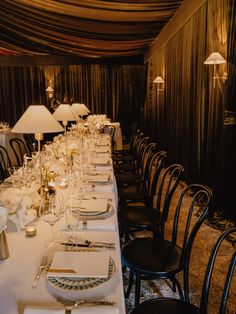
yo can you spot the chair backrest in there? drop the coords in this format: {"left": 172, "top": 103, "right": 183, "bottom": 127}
{"left": 0, "top": 145, "right": 12, "bottom": 180}
{"left": 140, "top": 143, "right": 157, "bottom": 180}
{"left": 9, "top": 138, "right": 29, "bottom": 166}
{"left": 145, "top": 151, "right": 167, "bottom": 202}
{"left": 154, "top": 163, "right": 184, "bottom": 236}
{"left": 199, "top": 227, "right": 236, "bottom": 314}
{"left": 169, "top": 184, "right": 212, "bottom": 301}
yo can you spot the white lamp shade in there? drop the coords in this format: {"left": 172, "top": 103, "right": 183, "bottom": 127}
{"left": 11, "top": 105, "right": 64, "bottom": 134}
{"left": 46, "top": 86, "right": 54, "bottom": 92}
{"left": 153, "top": 76, "right": 164, "bottom": 83}
{"left": 53, "top": 104, "right": 77, "bottom": 122}
{"left": 71, "top": 103, "right": 91, "bottom": 116}
{"left": 204, "top": 52, "right": 226, "bottom": 65}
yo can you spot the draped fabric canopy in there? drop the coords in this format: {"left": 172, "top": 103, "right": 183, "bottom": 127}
{"left": 0, "top": 0, "right": 183, "bottom": 60}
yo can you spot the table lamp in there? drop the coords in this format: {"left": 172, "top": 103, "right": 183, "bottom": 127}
{"left": 71, "top": 103, "right": 90, "bottom": 120}
{"left": 53, "top": 104, "right": 77, "bottom": 132}
{"left": 11, "top": 105, "right": 64, "bottom": 203}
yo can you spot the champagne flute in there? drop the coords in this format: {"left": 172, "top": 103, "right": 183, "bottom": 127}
{"left": 41, "top": 194, "right": 63, "bottom": 247}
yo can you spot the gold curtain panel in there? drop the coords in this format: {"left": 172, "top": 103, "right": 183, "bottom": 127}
{"left": 0, "top": 0, "right": 183, "bottom": 59}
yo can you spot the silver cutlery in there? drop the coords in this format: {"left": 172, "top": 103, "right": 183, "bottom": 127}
{"left": 61, "top": 240, "right": 115, "bottom": 249}
{"left": 32, "top": 255, "right": 48, "bottom": 288}
{"left": 57, "top": 296, "right": 115, "bottom": 313}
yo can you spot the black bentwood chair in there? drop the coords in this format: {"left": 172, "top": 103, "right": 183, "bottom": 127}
{"left": 118, "top": 151, "right": 167, "bottom": 208}
{"left": 122, "top": 184, "right": 213, "bottom": 306}
{"left": 116, "top": 142, "right": 157, "bottom": 187}
{"left": 119, "top": 163, "right": 184, "bottom": 242}
{"left": 130, "top": 226, "right": 236, "bottom": 314}
{"left": 0, "top": 145, "right": 12, "bottom": 180}
{"left": 9, "top": 138, "right": 29, "bottom": 166}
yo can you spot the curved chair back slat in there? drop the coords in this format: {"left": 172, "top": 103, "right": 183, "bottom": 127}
{"left": 9, "top": 138, "right": 29, "bottom": 166}
{"left": 0, "top": 145, "right": 12, "bottom": 180}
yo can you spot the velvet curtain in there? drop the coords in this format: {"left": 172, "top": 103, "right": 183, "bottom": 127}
{"left": 145, "top": 4, "right": 207, "bottom": 182}
{"left": 0, "top": 64, "right": 147, "bottom": 135}
{"left": 145, "top": 0, "right": 236, "bottom": 220}
{"left": 0, "top": 66, "right": 46, "bottom": 125}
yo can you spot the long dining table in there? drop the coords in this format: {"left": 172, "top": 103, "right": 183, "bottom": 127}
{"left": 0, "top": 131, "right": 126, "bottom": 314}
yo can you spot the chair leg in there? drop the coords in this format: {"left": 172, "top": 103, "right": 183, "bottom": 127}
{"left": 170, "top": 278, "right": 176, "bottom": 292}
{"left": 125, "top": 270, "right": 134, "bottom": 298}
{"left": 172, "top": 277, "right": 184, "bottom": 300}
{"left": 135, "top": 274, "right": 141, "bottom": 306}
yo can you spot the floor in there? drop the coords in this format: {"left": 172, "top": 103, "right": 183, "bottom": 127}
{"left": 121, "top": 182, "right": 236, "bottom": 314}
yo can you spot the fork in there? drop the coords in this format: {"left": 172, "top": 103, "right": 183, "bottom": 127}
{"left": 32, "top": 256, "right": 48, "bottom": 288}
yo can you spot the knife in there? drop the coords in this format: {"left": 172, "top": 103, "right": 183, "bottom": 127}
{"left": 32, "top": 256, "right": 48, "bottom": 288}
{"left": 61, "top": 242, "right": 115, "bottom": 249}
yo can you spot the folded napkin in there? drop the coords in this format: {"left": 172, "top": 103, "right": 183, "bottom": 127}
{"left": 91, "top": 165, "right": 112, "bottom": 172}
{"left": 61, "top": 218, "right": 116, "bottom": 232}
{"left": 7, "top": 197, "right": 37, "bottom": 231}
{"left": 91, "top": 157, "right": 111, "bottom": 166}
{"left": 80, "top": 199, "right": 108, "bottom": 213}
{"left": 96, "top": 147, "right": 110, "bottom": 153}
{"left": 87, "top": 174, "right": 110, "bottom": 183}
{"left": 47, "top": 251, "right": 109, "bottom": 278}
{"left": 87, "top": 184, "right": 113, "bottom": 193}
{"left": 24, "top": 306, "right": 119, "bottom": 314}
{"left": 78, "top": 220, "right": 116, "bottom": 231}
{"left": 0, "top": 206, "right": 8, "bottom": 233}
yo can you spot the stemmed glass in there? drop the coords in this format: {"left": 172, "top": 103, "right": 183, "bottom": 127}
{"left": 65, "top": 192, "right": 81, "bottom": 244}
{"left": 41, "top": 194, "right": 63, "bottom": 247}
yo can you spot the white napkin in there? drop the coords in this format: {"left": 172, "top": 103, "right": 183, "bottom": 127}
{"left": 91, "top": 157, "right": 111, "bottom": 166}
{"left": 87, "top": 184, "right": 113, "bottom": 193}
{"left": 80, "top": 199, "right": 108, "bottom": 213}
{"left": 0, "top": 206, "right": 8, "bottom": 233}
{"left": 87, "top": 174, "right": 110, "bottom": 183}
{"left": 96, "top": 146, "right": 110, "bottom": 153}
{"left": 60, "top": 218, "right": 116, "bottom": 232}
{"left": 24, "top": 306, "right": 119, "bottom": 314}
{"left": 47, "top": 251, "right": 109, "bottom": 278}
{"left": 7, "top": 197, "right": 36, "bottom": 231}
{"left": 78, "top": 220, "right": 116, "bottom": 232}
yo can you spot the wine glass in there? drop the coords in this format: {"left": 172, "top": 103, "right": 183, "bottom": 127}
{"left": 41, "top": 194, "right": 63, "bottom": 247}
{"left": 65, "top": 194, "right": 81, "bottom": 244}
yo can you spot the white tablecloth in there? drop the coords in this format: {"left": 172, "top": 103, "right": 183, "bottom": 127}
{"left": 0, "top": 136, "right": 125, "bottom": 314}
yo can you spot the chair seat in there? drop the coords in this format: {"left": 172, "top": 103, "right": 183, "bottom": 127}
{"left": 130, "top": 298, "right": 200, "bottom": 314}
{"left": 119, "top": 205, "right": 160, "bottom": 228}
{"left": 119, "top": 185, "right": 147, "bottom": 202}
{"left": 113, "top": 154, "right": 134, "bottom": 162}
{"left": 113, "top": 149, "right": 132, "bottom": 156}
{"left": 116, "top": 173, "right": 142, "bottom": 184}
{"left": 114, "top": 162, "right": 137, "bottom": 172}
{"left": 122, "top": 238, "right": 182, "bottom": 276}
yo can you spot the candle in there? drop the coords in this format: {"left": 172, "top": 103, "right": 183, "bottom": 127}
{"left": 25, "top": 225, "right": 37, "bottom": 237}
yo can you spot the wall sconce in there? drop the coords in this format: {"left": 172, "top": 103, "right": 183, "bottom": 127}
{"left": 153, "top": 76, "right": 165, "bottom": 91}
{"left": 46, "top": 86, "right": 54, "bottom": 99}
{"left": 204, "top": 52, "right": 227, "bottom": 89}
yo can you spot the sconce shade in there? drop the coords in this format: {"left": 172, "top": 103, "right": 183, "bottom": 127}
{"left": 153, "top": 76, "right": 165, "bottom": 83}
{"left": 71, "top": 103, "right": 91, "bottom": 116}
{"left": 11, "top": 105, "right": 64, "bottom": 134}
{"left": 46, "top": 87, "right": 54, "bottom": 92}
{"left": 204, "top": 52, "right": 226, "bottom": 64}
{"left": 53, "top": 104, "right": 77, "bottom": 122}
